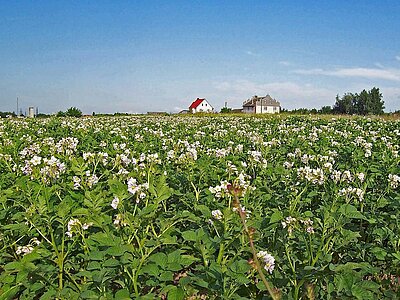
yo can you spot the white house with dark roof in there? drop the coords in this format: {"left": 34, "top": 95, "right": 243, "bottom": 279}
{"left": 242, "top": 95, "right": 281, "bottom": 114}
{"left": 189, "top": 98, "right": 214, "bottom": 113}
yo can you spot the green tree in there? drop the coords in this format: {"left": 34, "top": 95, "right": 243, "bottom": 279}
{"left": 334, "top": 88, "right": 384, "bottom": 115}
{"left": 65, "top": 107, "right": 83, "bottom": 117}
{"left": 319, "top": 106, "right": 332, "bottom": 114}
{"left": 367, "top": 87, "right": 384, "bottom": 114}
{"left": 353, "top": 89, "right": 368, "bottom": 115}
{"left": 220, "top": 107, "right": 232, "bottom": 113}
{"left": 333, "top": 93, "right": 355, "bottom": 114}
{"left": 333, "top": 87, "right": 385, "bottom": 115}
{"left": 56, "top": 111, "right": 66, "bottom": 117}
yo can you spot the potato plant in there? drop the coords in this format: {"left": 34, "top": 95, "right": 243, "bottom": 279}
{"left": 0, "top": 115, "right": 399, "bottom": 299}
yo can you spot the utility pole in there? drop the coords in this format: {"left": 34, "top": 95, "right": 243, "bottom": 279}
{"left": 16, "top": 97, "right": 19, "bottom": 117}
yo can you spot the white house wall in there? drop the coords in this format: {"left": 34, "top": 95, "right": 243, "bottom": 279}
{"left": 254, "top": 105, "right": 280, "bottom": 114}
{"left": 193, "top": 100, "right": 214, "bottom": 113}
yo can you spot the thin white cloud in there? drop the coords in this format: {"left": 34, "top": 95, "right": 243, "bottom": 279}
{"left": 279, "top": 61, "right": 292, "bottom": 66}
{"left": 396, "top": 56, "right": 400, "bottom": 61}
{"left": 293, "top": 67, "right": 400, "bottom": 82}
{"left": 380, "top": 87, "right": 400, "bottom": 111}
{"left": 245, "top": 50, "right": 260, "bottom": 57}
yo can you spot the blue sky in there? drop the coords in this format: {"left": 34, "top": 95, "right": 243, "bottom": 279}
{"left": 1, "top": 0, "right": 400, "bottom": 114}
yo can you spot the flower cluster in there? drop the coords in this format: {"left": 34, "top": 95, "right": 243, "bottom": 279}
{"left": 85, "top": 171, "right": 99, "bottom": 188}
{"left": 282, "top": 216, "right": 314, "bottom": 234}
{"left": 210, "top": 173, "right": 255, "bottom": 199}
{"left": 388, "top": 174, "right": 400, "bottom": 189}
{"left": 211, "top": 209, "right": 223, "bottom": 220}
{"left": 73, "top": 176, "right": 81, "bottom": 189}
{"left": 300, "top": 219, "right": 315, "bottom": 234}
{"left": 353, "top": 136, "right": 372, "bottom": 157}
{"left": 339, "top": 187, "right": 365, "bottom": 201}
{"left": 55, "top": 137, "right": 79, "bottom": 155}
{"left": 113, "top": 214, "right": 128, "bottom": 227}
{"left": 40, "top": 156, "right": 66, "bottom": 183}
{"left": 66, "top": 218, "right": 93, "bottom": 237}
{"left": 257, "top": 251, "right": 275, "bottom": 274}
{"left": 111, "top": 197, "right": 120, "bottom": 209}
{"left": 330, "top": 170, "right": 364, "bottom": 184}
{"left": 127, "top": 178, "right": 149, "bottom": 202}
{"left": 232, "top": 205, "right": 251, "bottom": 219}
{"left": 281, "top": 216, "right": 297, "bottom": 235}
{"left": 209, "top": 181, "right": 230, "bottom": 198}
{"left": 16, "top": 238, "right": 40, "bottom": 256}
{"left": 297, "top": 166, "right": 325, "bottom": 185}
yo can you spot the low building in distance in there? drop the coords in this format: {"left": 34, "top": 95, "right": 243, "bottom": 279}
{"left": 242, "top": 95, "right": 281, "bottom": 114}
{"left": 28, "top": 107, "right": 35, "bottom": 118}
{"left": 147, "top": 111, "right": 168, "bottom": 115}
{"left": 189, "top": 98, "right": 214, "bottom": 113}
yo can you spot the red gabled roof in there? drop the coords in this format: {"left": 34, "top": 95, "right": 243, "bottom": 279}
{"left": 189, "top": 98, "right": 205, "bottom": 109}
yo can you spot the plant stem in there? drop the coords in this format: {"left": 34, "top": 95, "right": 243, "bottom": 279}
{"left": 234, "top": 195, "right": 280, "bottom": 300}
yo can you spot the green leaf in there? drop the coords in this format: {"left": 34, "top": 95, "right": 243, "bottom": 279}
{"left": 307, "top": 191, "right": 318, "bottom": 197}
{"left": 181, "top": 230, "right": 197, "bottom": 242}
{"left": 335, "top": 272, "right": 354, "bottom": 292}
{"left": 355, "top": 280, "right": 380, "bottom": 292}
{"left": 139, "top": 204, "right": 158, "bottom": 217}
{"left": 148, "top": 252, "right": 168, "bottom": 269}
{"left": 114, "top": 289, "right": 131, "bottom": 300}
{"left": 180, "top": 255, "right": 199, "bottom": 266}
{"left": 166, "top": 262, "right": 182, "bottom": 272}
{"left": 90, "top": 232, "right": 119, "bottom": 246}
{"left": 331, "top": 262, "right": 375, "bottom": 273}
{"left": 141, "top": 263, "right": 160, "bottom": 276}
{"left": 167, "top": 250, "right": 182, "bottom": 264}
{"left": 370, "top": 247, "right": 387, "bottom": 260}
{"left": 72, "top": 208, "right": 90, "bottom": 216}
{"left": 103, "top": 258, "right": 120, "bottom": 267}
{"left": 57, "top": 198, "right": 72, "bottom": 218}
{"left": 87, "top": 261, "right": 102, "bottom": 270}
{"left": 339, "top": 204, "right": 366, "bottom": 220}
{"left": 107, "top": 246, "right": 126, "bottom": 257}
{"left": 229, "top": 259, "right": 251, "bottom": 273}
{"left": 39, "top": 288, "right": 57, "bottom": 300}
{"left": 88, "top": 250, "right": 106, "bottom": 261}
{"left": 256, "top": 280, "right": 267, "bottom": 291}
{"left": 269, "top": 211, "right": 283, "bottom": 224}
{"left": 159, "top": 271, "right": 174, "bottom": 282}
{"left": 195, "top": 205, "right": 211, "bottom": 217}
{"left": 80, "top": 289, "right": 99, "bottom": 299}
{"left": 352, "top": 284, "right": 374, "bottom": 300}
{"left": 167, "top": 286, "right": 184, "bottom": 300}
{"left": 4, "top": 262, "right": 22, "bottom": 272}
{"left": 16, "top": 270, "right": 29, "bottom": 283}
{"left": 0, "top": 284, "right": 21, "bottom": 300}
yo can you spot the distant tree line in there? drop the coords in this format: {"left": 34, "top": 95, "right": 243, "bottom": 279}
{"left": 0, "top": 111, "right": 16, "bottom": 118}
{"left": 332, "top": 87, "right": 384, "bottom": 115}
{"left": 282, "top": 87, "right": 386, "bottom": 115}
{"left": 57, "top": 107, "right": 83, "bottom": 117}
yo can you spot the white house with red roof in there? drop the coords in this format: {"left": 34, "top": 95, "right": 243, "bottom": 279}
{"left": 189, "top": 98, "right": 214, "bottom": 113}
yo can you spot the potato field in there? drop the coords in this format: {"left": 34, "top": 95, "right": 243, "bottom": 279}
{"left": 0, "top": 115, "right": 399, "bottom": 299}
